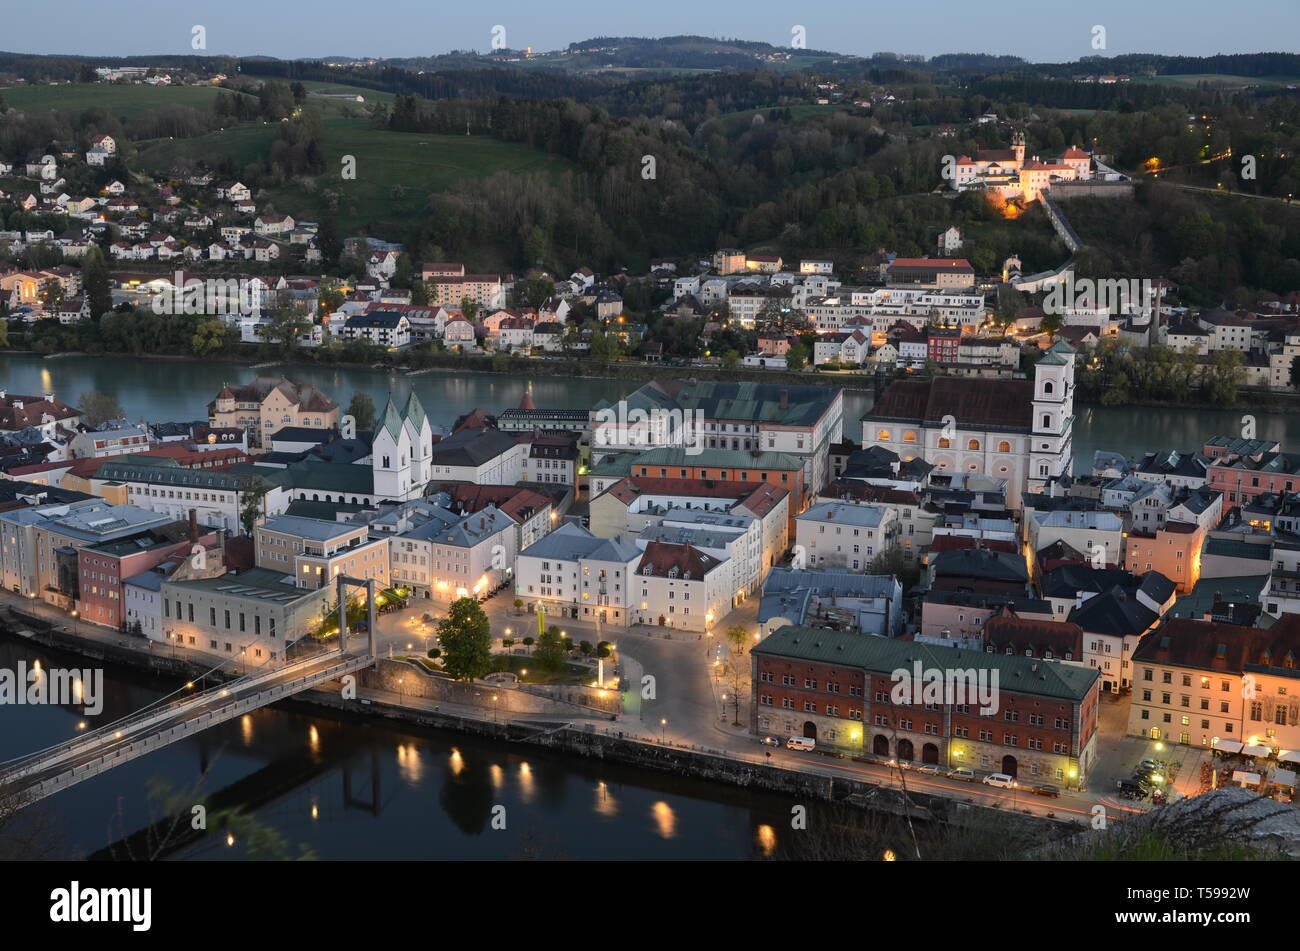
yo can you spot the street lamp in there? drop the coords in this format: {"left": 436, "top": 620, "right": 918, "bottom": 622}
{"left": 492, "top": 694, "right": 499, "bottom": 722}
{"left": 660, "top": 718, "right": 667, "bottom": 744}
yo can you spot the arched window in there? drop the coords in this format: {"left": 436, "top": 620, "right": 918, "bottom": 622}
{"left": 1043, "top": 380, "right": 1054, "bottom": 394}
{"left": 938, "top": 437, "right": 951, "bottom": 449}
{"left": 967, "top": 438, "right": 981, "bottom": 451}
{"left": 1042, "top": 414, "right": 1051, "bottom": 428}
{"left": 903, "top": 431, "right": 917, "bottom": 444}
{"left": 876, "top": 429, "right": 891, "bottom": 441}
{"left": 998, "top": 440, "right": 1011, "bottom": 453}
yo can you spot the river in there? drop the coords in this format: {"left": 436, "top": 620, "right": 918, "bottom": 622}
{"left": 3, "top": 353, "right": 1297, "bottom": 467}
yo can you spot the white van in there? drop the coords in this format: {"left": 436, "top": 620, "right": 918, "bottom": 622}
{"left": 786, "top": 736, "right": 816, "bottom": 752}
{"left": 982, "top": 773, "right": 1016, "bottom": 788}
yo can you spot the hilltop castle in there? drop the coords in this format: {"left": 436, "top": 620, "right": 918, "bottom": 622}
{"left": 949, "top": 132, "right": 1093, "bottom": 204}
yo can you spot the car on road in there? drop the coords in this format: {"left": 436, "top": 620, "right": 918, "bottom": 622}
{"left": 1029, "top": 783, "right": 1061, "bottom": 798}
{"left": 913, "top": 764, "right": 942, "bottom": 775}
{"left": 758, "top": 735, "right": 780, "bottom": 746}
{"left": 948, "top": 767, "right": 976, "bottom": 781}
{"left": 785, "top": 736, "right": 816, "bottom": 751}
{"left": 982, "top": 773, "right": 1017, "bottom": 788}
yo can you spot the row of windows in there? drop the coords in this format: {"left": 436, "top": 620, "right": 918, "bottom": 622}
{"left": 875, "top": 430, "right": 1015, "bottom": 453}
{"left": 163, "top": 599, "right": 278, "bottom": 637}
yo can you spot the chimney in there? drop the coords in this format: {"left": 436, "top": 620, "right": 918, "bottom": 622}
{"left": 188, "top": 508, "right": 198, "bottom": 543}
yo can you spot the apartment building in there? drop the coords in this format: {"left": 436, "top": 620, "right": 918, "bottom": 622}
{"left": 254, "top": 515, "right": 389, "bottom": 590}
{"left": 1128, "top": 614, "right": 1300, "bottom": 752}
{"left": 794, "top": 501, "right": 900, "bottom": 571}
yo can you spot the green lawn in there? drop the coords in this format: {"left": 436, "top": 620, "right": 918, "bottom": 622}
{"left": 299, "top": 81, "right": 395, "bottom": 104}
{"left": 489, "top": 653, "right": 594, "bottom": 686}
{"left": 2, "top": 83, "right": 249, "bottom": 119}
{"left": 136, "top": 117, "right": 574, "bottom": 233}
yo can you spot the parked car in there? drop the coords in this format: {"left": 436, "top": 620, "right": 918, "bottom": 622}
{"left": 982, "top": 773, "right": 1017, "bottom": 788}
{"left": 948, "top": 767, "right": 976, "bottom": 781}
{"left": 914, "top": 764, "right": 942, "bottom": 775}
{"left": 1029, "top": 783, "right": 1061, "bottom": 798}
{"left": 758, "top": 735, "right": 780, "bottom": 747}
{"left": 1117, "top": 778, "right": 1147, "bottom": 799}
{"left": 785, "top": 736, "right": 815, "bottom": 752}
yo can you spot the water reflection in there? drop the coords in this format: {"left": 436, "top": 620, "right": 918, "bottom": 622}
{"left": 2, "top": 636, "right": 939, "bottom": 861}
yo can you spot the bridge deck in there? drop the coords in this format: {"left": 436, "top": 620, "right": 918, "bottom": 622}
{"left": 0, "top": 651, "right": 373, "bottom": 807}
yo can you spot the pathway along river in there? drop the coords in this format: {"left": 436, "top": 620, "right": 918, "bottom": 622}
{"left": 0, "top": 354, "right": 1295, "bottom": 859}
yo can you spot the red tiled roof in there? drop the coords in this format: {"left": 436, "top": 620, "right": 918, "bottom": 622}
{"left": 984, "top": 616, "right": 1083, "bottom": 656}
{"left": 448, "top": 484, "right": 550, "bottom": 523}
{"left": 1135, "top": 614, "right": 1300, "bottom": 670}
{"left": 868, "top": 377, "right": 1035, "bottom": 430}
{"left": 637, "top": 540, "right": 721, "bottom": 579}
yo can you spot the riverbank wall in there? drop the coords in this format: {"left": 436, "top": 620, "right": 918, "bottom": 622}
{"left": 1, "top": 618, "right": 1061, "bottom": 837}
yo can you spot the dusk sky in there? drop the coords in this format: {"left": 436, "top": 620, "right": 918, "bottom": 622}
{"left": 6, "top": 0, "right": 1298, "bottom": 61}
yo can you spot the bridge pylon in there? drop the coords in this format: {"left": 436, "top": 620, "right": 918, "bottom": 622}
{"left": 336, "top": 575, "right": 378, "bottom": 658}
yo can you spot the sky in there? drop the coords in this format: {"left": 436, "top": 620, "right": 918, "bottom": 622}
{"left": 5, "top": 0, "right": 1298, "bottom": 62}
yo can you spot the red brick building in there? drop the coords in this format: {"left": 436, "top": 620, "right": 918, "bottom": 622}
{"left": 752, "top": 625, "right": 1100, "bottom": 785}
{"left": 76, "top": 516, "right": 219, "bottom": 630}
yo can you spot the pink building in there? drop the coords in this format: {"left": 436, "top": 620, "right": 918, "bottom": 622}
{"left": 76, "top": 518, "right": 218, "bottom": 630}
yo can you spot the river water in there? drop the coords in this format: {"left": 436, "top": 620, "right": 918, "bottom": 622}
{"left": 3, "top": 353, "right": 1297, "bottom": 466}
{"left": 2, "top": 636, "right": 868, "bottom": 860}
{"left": 0, "top": 353, "right": 1294, "bottom": 859}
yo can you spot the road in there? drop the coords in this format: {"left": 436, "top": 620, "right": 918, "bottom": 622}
{"left": 368, "top": 593, "right": 1163, "bottom": 823}
{"left": 1, "top": 584, "right": 1173, "bottom": 823}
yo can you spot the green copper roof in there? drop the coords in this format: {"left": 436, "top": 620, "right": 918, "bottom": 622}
{"left": 754, "top": 625, "right": 1098, "bottom": 701}
{"left": 404, "top": 390, "right": 427, "bottom": 432}
{"left": 380, "top": 397, "right": 404, "bottom": 442}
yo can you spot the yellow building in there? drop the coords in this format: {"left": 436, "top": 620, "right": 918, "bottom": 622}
{"left": 208, "top": 377, "right": 338, "bottom": 448}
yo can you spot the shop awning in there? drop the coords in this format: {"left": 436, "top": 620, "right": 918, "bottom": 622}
{"left": 1232, "top": 770, "right": 1262, "bottom": 786}
{"left": 1279, "top": 750, "right": 1300, "bottom": 765}
{"left": 1270, "top": 769, "right": 1297, "bottom": 788}
{"left": 1242, "top": 744, "right": 1272, "bottom": 758}
{"left": 1214, "top": 739, "right": 1244, "bottom": 753}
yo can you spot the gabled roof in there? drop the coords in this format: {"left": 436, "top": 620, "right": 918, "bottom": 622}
{"left": 1067, "top": 585, "right": 1157, "bottom": 638}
